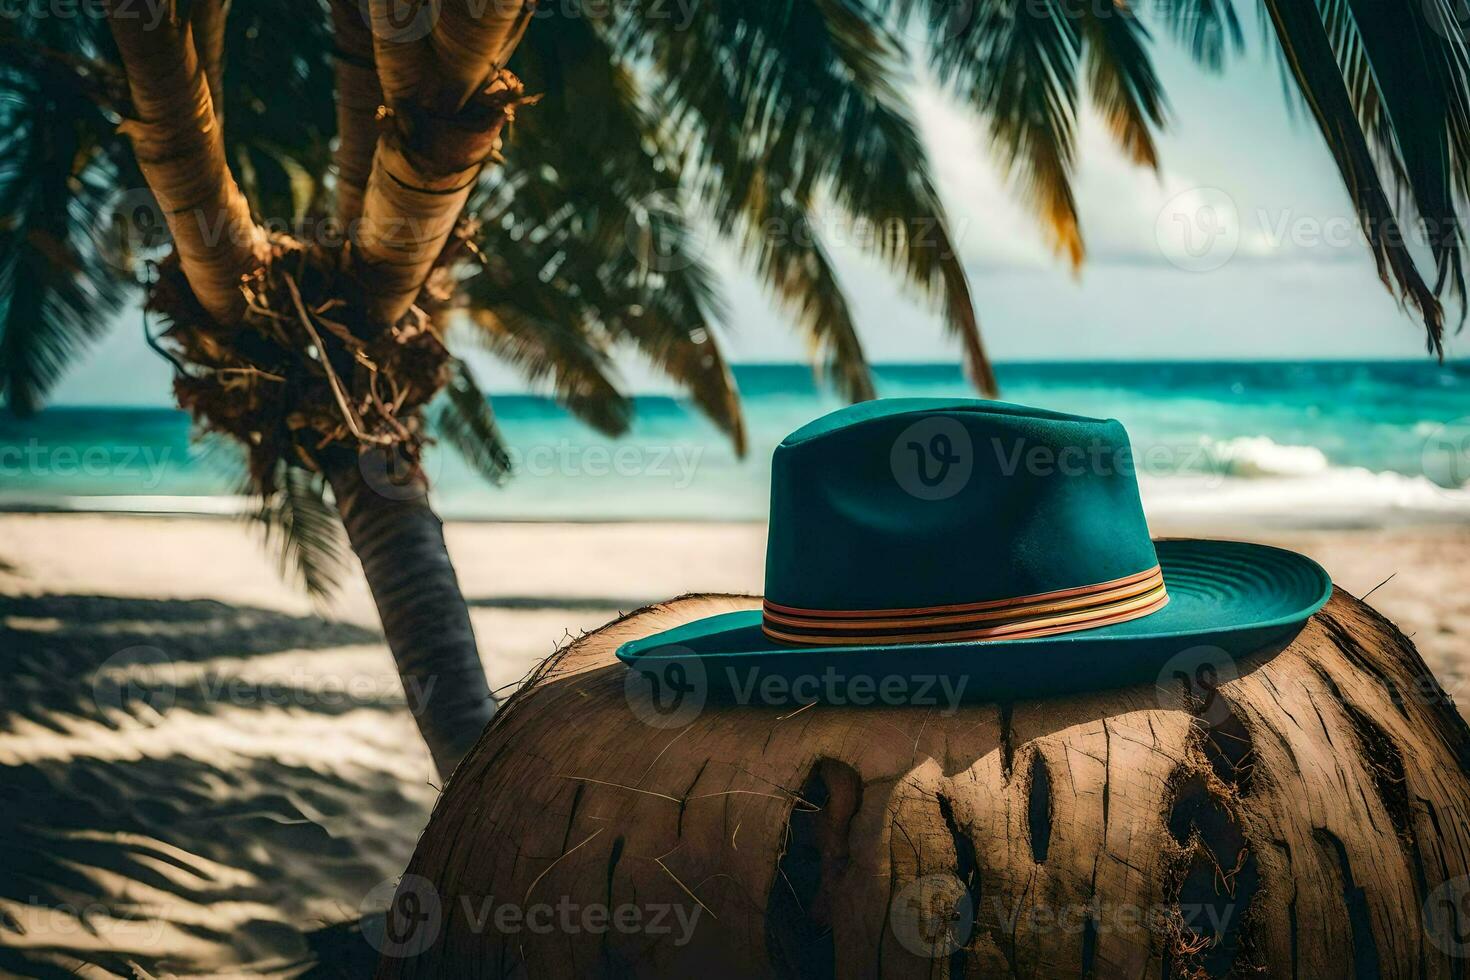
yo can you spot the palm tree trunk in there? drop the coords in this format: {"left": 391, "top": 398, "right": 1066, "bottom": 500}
{"left": 330, "top": 0, "right": 381, "bottom": 226}
{"left": 190, "top": 0, "right": 230, "bottom": 127}
{"left": 352, "top": 0, "right": 531, "bottom": 326}
{"left": 427, "top": 0, "right": 533, "bottom": 112}
{"left": 105, "top": 1, "right": 528, "bottom": 779}
{"left": 324, "top": 449, "right": 495, "bottom": 779}
{"left": 105, "top": 2, "right": 264, "bottom": 326}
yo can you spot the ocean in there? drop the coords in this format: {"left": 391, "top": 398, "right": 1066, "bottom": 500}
{"left": 3, "top": 360, "right": 1469, "bottom": 526}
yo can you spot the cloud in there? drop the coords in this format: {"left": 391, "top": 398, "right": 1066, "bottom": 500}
{"left": 910, "top": 81, "right": 1053, "bottom": 269}
{"left": 912, "top": 79, "right": 1386, "bottom": 274}
{"left": 911, "top": 79, "right": 1216, "bottom": 271}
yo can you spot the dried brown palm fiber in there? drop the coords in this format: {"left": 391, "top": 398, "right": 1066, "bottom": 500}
{"left": 150, "top": 236, "right": 449, "bottom": 491}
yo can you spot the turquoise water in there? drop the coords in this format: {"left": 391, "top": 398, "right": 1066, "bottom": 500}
{"left": 3, "top": 361, "right": 1468, "bottom": 523}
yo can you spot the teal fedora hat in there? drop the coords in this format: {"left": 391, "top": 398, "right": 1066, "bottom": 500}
{"left": 617, "top": 399, "right": 1332, "bottom": 702}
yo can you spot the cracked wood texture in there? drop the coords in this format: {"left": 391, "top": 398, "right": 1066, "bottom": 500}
{"left": 377, "top": 590, "right": 1470, "bottom": 978}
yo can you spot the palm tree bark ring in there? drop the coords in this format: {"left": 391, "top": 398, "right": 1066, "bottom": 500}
{"left": 353, "top": 70, "right": 530, "bottom": 326}
{"left": 377, "top": 591, "right": 1470, "bottom": 977}
{"left": 106, "top": 4, "right": 265, "bottom": 326}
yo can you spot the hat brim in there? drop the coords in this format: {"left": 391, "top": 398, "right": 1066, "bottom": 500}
{"left": 616, "top": 539, "right": 1332, "bottom": 703}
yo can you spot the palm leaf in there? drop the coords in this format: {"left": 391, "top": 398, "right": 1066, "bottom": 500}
{"left": 0, "top": 53, "right": 129, "bottom": 415}
{"left": 1261, "top": 0, "right": 1446, "bottom": 352}
{"left": 1330, "top": 0, "right": 1468, "bottom": 311}
{"left": 463, "top": 305, "right": 632, "bottom": 438}
{"left": 615, "top": 0, "right": 996, "bottom": 395}
{"left": 433, "top": 358, "right": 513, "bottom": 486}
{"left": 731, "top": 183, "right": 875, "bottom": 401}
{"left": 221, "top": 0, "right": 337, "bottom": 222}
{"left": 256, "top": 463, "right": 346, "bottom": 602}
{"left": 1156, "top": 0, "right": 1244, "bottom": 70}
{"left": 934, "top": 0, "right": 1085, "bottom": 266}
{"left": 458, "top": 12, "right": 747, "bottom": 451}
{"left": 1080, "top": 0, "right": 1167, "bottom": 170}
{"left": 579, "top": 183, "right": 748, "bottom": 453}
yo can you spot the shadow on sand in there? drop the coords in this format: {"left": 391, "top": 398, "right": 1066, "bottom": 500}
{"left": 0, "top": 592, "right": 429, "bottom": 978}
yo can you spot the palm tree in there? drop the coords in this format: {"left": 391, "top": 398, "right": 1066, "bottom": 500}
{"left": 0, "top": 0, "right": 1464, "bottom": 778}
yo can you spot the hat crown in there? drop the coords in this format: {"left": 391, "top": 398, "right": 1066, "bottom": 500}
{"left": 764, "top": 398, "right": 1159, "bottom": 612}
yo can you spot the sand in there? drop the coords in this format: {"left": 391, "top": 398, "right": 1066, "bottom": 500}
{"left": 0, "top": 514, "right": 1466, "bottom": 976}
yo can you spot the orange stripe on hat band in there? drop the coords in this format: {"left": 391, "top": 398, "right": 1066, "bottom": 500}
{"left": 762, "top": 564, "right": 1163, "bottom": 619}
{"left": 761, "top": 567, "right": 1167, "bottom": 647}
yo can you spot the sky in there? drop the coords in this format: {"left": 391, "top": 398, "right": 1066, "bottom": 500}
{"left": 52, "top": 10, "right": 1463, "bottom": 406}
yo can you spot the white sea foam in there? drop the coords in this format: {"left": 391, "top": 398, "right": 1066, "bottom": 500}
{"left": 1198, "top": 435, "right": 1333, "bottom": 478}
{"left": 4, "top": 436, "right": 1469, "bottom": 527}
{"left": 1143, "top": 457, "right": 1470, "bottom": 527}
{"left": 51, "top": 494, "right": 255, "bottom": 515}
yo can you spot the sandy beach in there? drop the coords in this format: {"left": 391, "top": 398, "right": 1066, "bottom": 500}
{"left": 1, "top": 513, "right": 1467, "bottom": 976}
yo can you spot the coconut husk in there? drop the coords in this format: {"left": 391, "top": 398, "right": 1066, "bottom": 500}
{"left": 150, "top": 235, "right": 456, "bottom": 492}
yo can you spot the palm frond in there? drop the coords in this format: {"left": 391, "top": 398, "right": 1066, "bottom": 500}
{"left": 221, "top": 0, "right": 337, "bottom": 222}
{"left": 258, "top": 461, "right": 346, "bottom": 605}
{"left": 1156, "top": 0, "right": 1244, "bottom": 70}
{"left": 257, "top": 463, "right": 346, "bottom": 602}
{"left": 732, "top": 186, "right": 875, "bottom": 402}
{"left": 0, "top": 40, "right": 130, "bottom": 415}
{"left": 1080, "top": 0, "right": 1167, "bottom": 170}
{"left": 934, "top": 0, "right": 1085, "bottom": 266}
{"left": 614, "top": 0, "right": 996, "bottom": 395}
{"left": 1261, "top": 0, "right": 1447, "bottom": 352}
{"left": 455, "top": 12, "right": 747, "bottom": 451}
{"left": 464, "top": 304, "right": 632, "bottom": 436}
{"left": 579, "top": 184, "right": 748, "bottom": 453}
{"left": 1329, "top": 0, "right": 1468, "bottom": 314}
{"left": 433, "top": 358, "right": 512, "bottom": 486}
{"left": 463, "top": 305, "right": 631, "bottom": 437}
